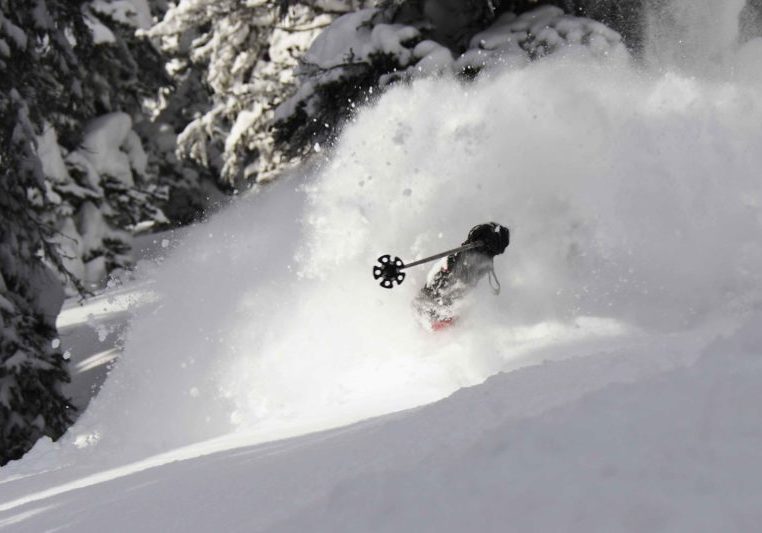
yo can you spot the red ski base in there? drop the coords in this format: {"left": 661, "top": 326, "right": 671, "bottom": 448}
{"left": 431, "top": 317, "right": 456, "bottom": 331}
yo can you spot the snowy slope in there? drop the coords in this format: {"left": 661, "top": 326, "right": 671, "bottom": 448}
{"left": 1, "top": 313, "right": 760, "bottom": 532}
{"left": 2, "top": 1, "right": 762, "bottom": 530}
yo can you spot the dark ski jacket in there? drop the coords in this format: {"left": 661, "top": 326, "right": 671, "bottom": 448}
{"left": 415, "top": 222, "right": 509, "bottom": 323}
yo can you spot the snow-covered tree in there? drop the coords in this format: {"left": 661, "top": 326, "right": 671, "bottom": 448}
{"left": 0, "top": 0, "right": 85, "bottom": 465}
{"left": 0, "top": 102, "right": 75, "bottom": 467}
{"left": 148, "top": 0, "right": 371, "bottom": 188}
{"left": 13, "top": 0, "right": 175, "bottom": 291}
{"left": 739, "top": 0, "right": 762, "bottom": 43}
{"left": 273, "top": 2, "right": 627, "bottom": 160}
{"left": 0, "top": 0, "right": 171, "bottom": 464}
{"left": 83, "top": 0, "right": 213, "bottom": 227}
{"left": 145, "top": 0, "right": 642, "bottom": 191}
{"left": 42, "top": 111, "right": 169, "bottom": 288}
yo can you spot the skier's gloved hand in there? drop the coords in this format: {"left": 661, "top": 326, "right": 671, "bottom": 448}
{"left": 465, "top": 222, "right": 510, "bottom": 256}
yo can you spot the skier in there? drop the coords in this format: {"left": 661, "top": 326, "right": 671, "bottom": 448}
{"left": 414, "top": 222, "right": 510, "bottom": 330}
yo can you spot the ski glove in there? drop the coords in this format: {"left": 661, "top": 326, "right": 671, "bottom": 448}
{"left": 465, "top": 222, "right": 510, "bottom": 256}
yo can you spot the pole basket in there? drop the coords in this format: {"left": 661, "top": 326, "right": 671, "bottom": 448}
{"left": 372, "top": 255, "right": 406, "bottom": 289}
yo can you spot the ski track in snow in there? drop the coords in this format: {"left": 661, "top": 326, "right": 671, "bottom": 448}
{"left": 3, "top": 3, "right": 762, "bottom": 529}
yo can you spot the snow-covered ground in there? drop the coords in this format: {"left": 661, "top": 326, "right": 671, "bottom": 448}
{"left": 2, "top": 2, "right": 762, "bottom": 531}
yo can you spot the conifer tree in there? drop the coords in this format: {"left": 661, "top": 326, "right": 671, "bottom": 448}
{"left": 0, "top": 0, "right": 87, "bottom": 465}
{"left": 272, "top": 1, "right": 627, "bottom": 160}
{"left": 0, "top": 0, "right": 170, "bottom": 464}
{"left": 149, "top": 0, "right": 369, "bottom": 188}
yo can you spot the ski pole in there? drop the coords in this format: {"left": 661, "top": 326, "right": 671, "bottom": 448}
{"left": 372, "top": 241, "right": 483, "bottom": 289}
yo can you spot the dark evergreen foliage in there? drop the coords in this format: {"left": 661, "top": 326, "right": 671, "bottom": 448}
{"left": 0, "top": 0, "right": 85, "bottom": 465}
{"left": 0, "top": 0, "right": 169, "bottom": 465}
{"left": 274, "top": 52, "right": 407, "bottom": 160}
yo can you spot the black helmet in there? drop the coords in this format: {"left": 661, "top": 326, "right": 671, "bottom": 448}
{"left": 466, "top": 222, "right": 510, "bottom": 256}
